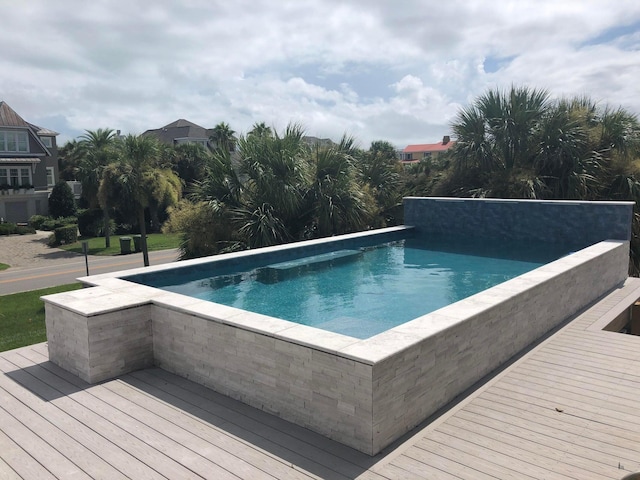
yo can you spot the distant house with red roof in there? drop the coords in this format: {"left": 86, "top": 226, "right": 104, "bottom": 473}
{"left": 401, "top": 136, "right": 454, "bottom": 164}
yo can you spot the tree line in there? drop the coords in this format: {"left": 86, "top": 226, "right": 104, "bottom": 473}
{"left": 59, "top": 86, "right": 640, "bottom": 272}
{"left": 59, "top": 123, "right": 403, "bottom": 263}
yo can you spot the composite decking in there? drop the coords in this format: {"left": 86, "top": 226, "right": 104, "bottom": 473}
{"left": 2, "top": 280, "right": 640, "bottom": 479}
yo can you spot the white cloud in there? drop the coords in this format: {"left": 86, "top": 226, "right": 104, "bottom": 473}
{"left": 1, "top": 0, "right": 639, "bottom": 148}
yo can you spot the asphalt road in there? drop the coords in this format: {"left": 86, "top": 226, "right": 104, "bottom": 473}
{"left": 0, "top": 249, "right": 180, "bottom": 295}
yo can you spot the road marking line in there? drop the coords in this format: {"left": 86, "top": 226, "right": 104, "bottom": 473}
{"left": 0, "top": 253, "right": 178, "bottom": 284}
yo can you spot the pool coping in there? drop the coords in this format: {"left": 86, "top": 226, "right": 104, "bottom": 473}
{"left": 57, "top": 230, "right": 626, "bottom": 367}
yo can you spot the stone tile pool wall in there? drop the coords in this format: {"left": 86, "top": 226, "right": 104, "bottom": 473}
{"left": 42, "top": 199, "right": 633, "bottom": 455}
{"left": 404, "top": 197, "right": 633, "bottom": 244}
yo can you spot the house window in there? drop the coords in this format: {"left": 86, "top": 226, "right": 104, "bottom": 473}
{"left": 0, "top": 167, "right": 31, "bottom": 187}
{"left": 423, "top": 152, "right": 432, "bottom": 159}
{"left": 46, "top": 167, "right": 55, "bottom": 187}
{"left": 0, "top": 131, "right": 29, "bottom": 153}
{"left": 20, "top": 168, "right": 30, "bottom": 186}
{"left": 403, "top": 153, "right": 413, "bottom": 161}
{"left": 40, "top": 136, "right": 53, "bottom": 148}
{"left": 9, "top": 168, "right": 19, "bottom": 187}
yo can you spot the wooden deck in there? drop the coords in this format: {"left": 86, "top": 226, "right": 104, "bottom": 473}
{"left": 2, "top": 280, "right": 640, "bottom": 479}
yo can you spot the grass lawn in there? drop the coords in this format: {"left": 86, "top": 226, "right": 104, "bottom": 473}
{"left": 0, "top": 263, "right": 8, "bottom": 271}
{"left": 60, "top": 232, "right": 182, "bottom": 256}
{"left": 0, "top": 283, "right": 82, "bottom": 353}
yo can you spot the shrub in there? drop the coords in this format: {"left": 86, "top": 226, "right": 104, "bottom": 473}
{"left": 0, "top": 222, "right": 32, "bottom": 235}
{"left": 0, "top": 223, "right": 17, "bottom": 235}
{"left": 115, "top": 223, "right": 134, "bottom": 234}
{"left": 77, "top": 209, "right": 114, "bottom": 237}
{"left": 41, "top": 216, "right": 77, "bottom": 231}
{"left": 164, "top": 200, "right": 238, "bottom": 259}
{"left": 48, "top": 181, "right": 77, "bottom": 219}
{"left": 29, "top": 215, "right": 48, "bottom": 230}
{"left": 53, "top": 224, "right": 78, "bottom": 245}
{"left": 16, "top": 225, "right": 36, "bottom": 235}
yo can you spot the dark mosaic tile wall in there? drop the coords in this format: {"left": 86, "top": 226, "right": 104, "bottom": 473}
{"left": 404, "top": 197, "right": 634, "bottom": 246}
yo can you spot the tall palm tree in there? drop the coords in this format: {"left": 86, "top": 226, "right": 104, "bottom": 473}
{"left": 247, "top": 122, "right": 272, "bottom": 139}
{"left": 209, "top": 122, "right": 237, "bottom": 153}
{"left": 58, "top": 139, "right": 83, "bottom": 181}
{"left": 77, "top": 128, "right": 118, "bottom": 247}
{"left": 99, "top": 135, "right": 181, "bottom": 266}
{"left": 232, "top": 123, "right": 309, "bottom": 247}
{"left": 305, "top": 136, "right": 373, "bottom": 236}
{"left": 452, "top": 86, "right": 550, "bottom": 172}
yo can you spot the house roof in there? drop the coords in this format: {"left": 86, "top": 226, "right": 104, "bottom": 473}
{"left": 0, "top": 102, "right": 59, "bottom": 136}
{"left": 29, "top": 124, "right": 59, "bottom": 136}
{"left": 0, "top": 101, "right": 30, "bottom": 128}
{"left": 403, "top": 141, "right": 454, "bottom": 154}
{"left": 0, "top": 158, "right": 41, "bottom": 163}
{"left": 143, "top": 119, "right": 211, "bottom": 145}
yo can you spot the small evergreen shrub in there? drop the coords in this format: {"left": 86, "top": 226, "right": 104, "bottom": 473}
{"left": 48, "top": 181, "right": 77, "bottom": 219}
{"left": 16, "top": 225, "right": 36, "bottom": 235}
{"left": 29, "top": 215, "right": 48, "bottom": 230}
{"left": 0, "top": 223, "right": 17, "bottom": 235}
{"left": 53, "top": 224, "right": 78, "bottom": 245}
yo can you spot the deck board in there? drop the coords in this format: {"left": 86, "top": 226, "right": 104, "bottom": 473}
{"left": 1, "top": 279, "right": 640, "bottom": 478}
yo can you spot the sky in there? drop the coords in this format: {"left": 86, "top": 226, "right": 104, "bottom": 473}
{"left": 1, "top": 0, "right": 639, "bottom": 149}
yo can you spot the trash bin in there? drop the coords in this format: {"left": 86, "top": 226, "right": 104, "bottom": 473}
{"left": 133, "top": 234, "right": 142, "bottom": 253}
{"left": 119, "top": 236, "right": 132, "bottom": 254}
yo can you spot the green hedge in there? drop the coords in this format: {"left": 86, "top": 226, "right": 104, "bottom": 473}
{"left": 54, "top": 224, "right": 78, "bottom": 245}
{"left": 0, "top": 223, "right": 36, "bottom": 236}
{"left": 41, "top": 216, "right": 77, "bottom": 231}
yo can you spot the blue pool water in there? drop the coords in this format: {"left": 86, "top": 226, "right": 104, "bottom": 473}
{"left": 134, "top": 236, "right": 571, "bottom": 339}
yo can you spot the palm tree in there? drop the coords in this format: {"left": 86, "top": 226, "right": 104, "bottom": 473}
{"left": 99, "top": 135, "right": 181, "bottom": 266}
{"left": 305, "top": 136, "right": 373, "bottom": 237}
{"left": 247, "top": 122, "right": 272, "bottom": 139}
{"left": 232, "top": 123, "right": 309, "bottom": 247}
{"left": 168, "top": 142, "right": 211, "bottom": 195}
{"left": 209, "top": 122, "right": 237, "bottom": 153}
{"left": 58, "top": 139, "right": 83, "bottom": 181}
{"left": 356, "top": 140, "right": 402, "bottom": 226}
{"left": 452, "top": 86, "right": 550, "bottom": 172}
{"left": 77, "top": 128, "right": 118, "bottom": 247}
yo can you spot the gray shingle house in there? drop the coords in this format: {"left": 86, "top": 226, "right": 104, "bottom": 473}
{"left": 0, "top": 101, "right": 58, "bottom": 223}
{"left": 142, "top": 119, "right": 213, "bottom": 149}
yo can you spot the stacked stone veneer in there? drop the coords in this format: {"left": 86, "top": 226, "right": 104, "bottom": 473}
{"left": 42, "top": 200, "right": 633, "bottom": 455}
{"left": 151, "top": 305, "right": 374, "bottom": 448}
{"left": 44, "top": 288, "right": 153, "bottom": 383}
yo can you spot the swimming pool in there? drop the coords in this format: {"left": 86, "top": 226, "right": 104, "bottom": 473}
{"left": 42, "top": 198, "right": 634, "bottom": 455}
{"left": 129, "top": 236, "right": 571, "bottom": 339}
